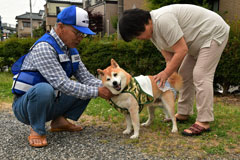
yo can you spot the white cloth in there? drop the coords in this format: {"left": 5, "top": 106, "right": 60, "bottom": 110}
{"left": 134, "top": 75, "right": 174, "bottom": 96}
{"left": 134, "top": 75, "right": 153, "bottom": 97}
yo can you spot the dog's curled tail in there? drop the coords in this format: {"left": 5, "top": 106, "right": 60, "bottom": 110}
{"left": 168, "top": 72, "right": 183, "bottom": 91}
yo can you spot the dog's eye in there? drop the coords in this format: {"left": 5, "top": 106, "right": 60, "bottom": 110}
{"left": 113, "top": 73, "right": 117, "bottom": 77}
{"left": 106, "top": 78, "right": 110, "bottom": 81}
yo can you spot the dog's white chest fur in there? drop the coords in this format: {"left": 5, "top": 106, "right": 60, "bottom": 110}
{"left": 111, "top": 93, "right": 136, "bottom": 109}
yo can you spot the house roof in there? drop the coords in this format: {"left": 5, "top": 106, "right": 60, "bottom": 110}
{"left": 2, "top": 23, "right": 16, "bottom": 31}
{"left": 15, "top": 10, "right": 44, "bottom": 20}
{"left": 46, "top": 0, "right": 82, "bottom": 3}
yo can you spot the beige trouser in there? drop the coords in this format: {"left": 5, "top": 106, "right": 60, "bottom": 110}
{"left": 177, "top": 36, "right": 229, "bottom": 122}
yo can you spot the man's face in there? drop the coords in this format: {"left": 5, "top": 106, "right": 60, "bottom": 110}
{"left": 61, "top": 24, "right": 86, "bottom": 48}
{"left": 136, "top": 20, "right": 153, "bottom": 40}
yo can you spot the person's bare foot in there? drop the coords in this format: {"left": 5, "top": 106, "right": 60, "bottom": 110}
{"left": 175, "top": 114, "right": 189, "bottom": 121}
{"left": 28, "top": 128, "right": 47, "bottom": 147}
{"left": 50, "top": 116, "right": 83, "bottom": 132}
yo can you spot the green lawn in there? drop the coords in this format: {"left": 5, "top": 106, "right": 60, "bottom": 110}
{"left": 86, "top": 97, "right": 240, "bottom": 158}
{"left": 1, "top": 72, "right": 240, "bottom": 158}
{"left": 0, "top": 72, "right": 13, "bottom": 102}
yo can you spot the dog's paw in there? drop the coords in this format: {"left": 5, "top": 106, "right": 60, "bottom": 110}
{"left": 171, "top": 128, "right": 178, "bottom": 133}
{"left": 130, "top": 134, "right": 139, "bottom": 139}
{"left": 141, "top": 122, "right": 150, "bottom": 127}
{"left": 123, "top": 129, "right": 131, "bottom": 135}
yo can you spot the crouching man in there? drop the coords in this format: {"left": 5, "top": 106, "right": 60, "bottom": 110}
{"left": 11, "top": 5, "right": 113, "bottom": 147}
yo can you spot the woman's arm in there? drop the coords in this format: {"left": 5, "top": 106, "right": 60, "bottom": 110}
{"left": 154, "top": 37, "right": 188, "bottom": 87}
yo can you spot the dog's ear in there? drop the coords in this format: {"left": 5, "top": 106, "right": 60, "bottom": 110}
{"left": 111, "top": 59, "right": 119, "bottom": 68}
{"left": 97, "top": 69, "right": 104, "bottom": 77}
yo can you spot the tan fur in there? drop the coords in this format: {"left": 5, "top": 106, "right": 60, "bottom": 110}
{"left": 149, "top": 72, "right": 183, "bottom": 99}
{"left": 98, "top": 59, "right": 183, "bottom": 139}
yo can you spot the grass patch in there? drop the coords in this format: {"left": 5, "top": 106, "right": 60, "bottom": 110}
{"left": 85, "top": 96, "right": 240, "bottom": 158}
{"left": 0, "top": 72, "right": 13, "bottom": 102}
{"left": 1, "top": 72, "right": 240, "bottom": 158}
{"left": 202, "top": 143, "right": 226, "bottom": 155}
{"left": 85, "top": 97, "right": 124, "bottom": 122}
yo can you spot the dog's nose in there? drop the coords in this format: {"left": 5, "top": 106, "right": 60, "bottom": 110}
{"left": 113, "top": 81, "right": 118, "bottom": 86}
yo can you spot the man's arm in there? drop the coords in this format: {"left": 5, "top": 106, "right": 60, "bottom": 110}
{"left": 74, "top": 59, "right": 102, "bottom": 87}
{"left": 74, "top": 59, "right": 114, "bottom": 99}
{"left": 29, "top": 42, "right": 111, "bottom": 100}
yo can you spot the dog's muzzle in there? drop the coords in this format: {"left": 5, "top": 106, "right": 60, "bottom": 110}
{"left": 113, "top": 81, "right": 121, "bottom": 91}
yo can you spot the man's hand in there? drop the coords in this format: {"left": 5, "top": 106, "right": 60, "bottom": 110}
{"left": 98, "top": 87, "right": 114, "bottom": 100}
{"left": 153, "top": 70, "right": 168, "bottom": 88}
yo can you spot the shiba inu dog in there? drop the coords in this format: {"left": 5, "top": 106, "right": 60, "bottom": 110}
{"left": 97, "top": 59, "right": 182, "bottom": 139}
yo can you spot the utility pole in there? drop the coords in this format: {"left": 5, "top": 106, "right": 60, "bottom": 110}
{"left": 30, "top": 0, "right": 33, "bottom": 38}
{"left": 117, "top": 0, "right": 123, "bottom": 40}
{"left": 0, "top": 16, "right": 2, "bottom": 41}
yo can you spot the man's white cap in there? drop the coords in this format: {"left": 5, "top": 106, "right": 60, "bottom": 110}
{"left": 57, "top": 5, "right": 95, "bottom": 35}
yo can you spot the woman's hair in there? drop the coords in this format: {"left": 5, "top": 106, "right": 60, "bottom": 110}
{"left": 119, "top": 8, "right": 151, "bottom": 42}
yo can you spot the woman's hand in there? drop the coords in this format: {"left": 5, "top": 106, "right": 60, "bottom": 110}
{"left": 153, "top": 71, "right": 168, "bottom": 88}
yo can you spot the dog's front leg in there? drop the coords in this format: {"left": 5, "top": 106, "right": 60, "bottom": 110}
{"left": 129, "top": 105, "right": 140, "bottom": 139}
{"left": 123, "top": 114, "right": 132, "bottom": 135}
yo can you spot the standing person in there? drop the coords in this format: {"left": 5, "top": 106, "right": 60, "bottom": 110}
{"left": 119, "top": 4, "right": 229, "bottom": 136}
{"left": 12, "top": 5, "right": 113, "bottom": 147}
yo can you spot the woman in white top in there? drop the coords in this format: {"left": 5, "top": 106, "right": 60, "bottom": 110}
{"left": 119, "top": 4, "right": 229, "bottom": 136}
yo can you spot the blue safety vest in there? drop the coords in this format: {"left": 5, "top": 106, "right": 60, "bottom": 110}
{"left": 11, "top": 33, "right": 80, "bottom": 95}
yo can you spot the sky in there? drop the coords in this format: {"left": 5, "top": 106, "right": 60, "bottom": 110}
{"left": 0, "top": 0, "right": 46, "bottom": 26}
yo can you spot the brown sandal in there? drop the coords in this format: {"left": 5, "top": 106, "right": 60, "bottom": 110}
{"left": 182, "top": 123, "right": 211, "bottom": 136}
{"left": 50, "top": 124, "right": 83, "bottom": 132}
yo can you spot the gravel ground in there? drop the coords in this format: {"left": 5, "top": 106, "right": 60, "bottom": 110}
{"left": 1, "top": 106, "right": 239, "bottom": 160}
{"left": 0, "top": 110, "right": 166, "bottom": 160}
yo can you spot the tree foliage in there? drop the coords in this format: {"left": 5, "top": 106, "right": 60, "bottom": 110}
{"left": 88, "top": 11, "right": 103, "bottom": 34}
{"left": 33, "top": 26, "right": 45, "bottom": 38}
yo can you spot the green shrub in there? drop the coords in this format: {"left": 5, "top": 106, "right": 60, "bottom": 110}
{"left": 214, "top": 20, "right": 240, "bottom": 94}
{"left": 0, "top": 37, "right": 35, "bottom": 70}
{"left": 78, "top": 38, "right": 165, "bottom": 76}
{"left": 111, "top": 15, "right": 118, "bottom": 30}
{"left": 1, "top": 23, "right": 240, "bottom": 95}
